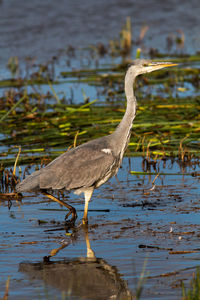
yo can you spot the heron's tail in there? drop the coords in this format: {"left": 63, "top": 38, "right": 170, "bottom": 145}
{"left": 16, "top": 170, "right": 41, "bottom": 192}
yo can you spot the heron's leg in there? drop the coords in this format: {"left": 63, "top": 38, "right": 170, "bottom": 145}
{"left": 84, "top": 226, "right": 96, "bottom": 258}
{"left": 82, "top": 188, "right": 94, "bottom": 225}
{"left": 42, "top": 191, "right": 77, "bottom": 222}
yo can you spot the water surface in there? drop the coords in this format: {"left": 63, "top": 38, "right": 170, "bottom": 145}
{"left": 1, "top": 158, "right": 200, "bottom": 299}
{"left": 0, "top": 0, "right": 199, "bottom": 75}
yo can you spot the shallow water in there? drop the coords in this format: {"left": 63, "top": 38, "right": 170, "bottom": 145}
{"left": 1, "top": 157, "right": 200, "bottom": 299}
{"left": 0, "top": 0, "right": 199, "bottom": 75}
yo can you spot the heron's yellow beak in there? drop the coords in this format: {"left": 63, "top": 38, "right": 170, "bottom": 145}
{"left": 149, "top": 62, "right": 178, "bottom": 68}
{"left": 144, "top": 61, "right": 178, "bottom": 73}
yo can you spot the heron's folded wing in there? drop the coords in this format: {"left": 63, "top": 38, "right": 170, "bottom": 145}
{"left": 39, "top": 145, "right": 115, "bottom": 190}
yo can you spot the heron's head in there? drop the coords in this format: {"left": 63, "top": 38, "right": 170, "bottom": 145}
{"left": 127, "top": 59, "right": 177, "bottom": 77}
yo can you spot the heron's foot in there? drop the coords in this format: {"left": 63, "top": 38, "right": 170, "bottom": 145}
{"left": 64, "top": 206, "right": 77, "bottom": 225}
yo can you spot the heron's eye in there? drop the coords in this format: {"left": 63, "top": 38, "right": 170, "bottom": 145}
{"left": 143, "top": 63, "right": 149, "bottom": 67}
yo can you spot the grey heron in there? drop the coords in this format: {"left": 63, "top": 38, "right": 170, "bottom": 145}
{"left": 16, "top": 59, "right": 177, "bottom": 225}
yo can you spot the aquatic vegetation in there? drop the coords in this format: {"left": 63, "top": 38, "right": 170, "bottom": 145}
{"left": 0, "top": 56, "right": 200, "bottom": 167}
{"left": 182, "top": 268, "right": 200, "bottom": 300}
{"left": 109, "top": 16, "right": 132, "bottom": 56}
{"left": 0, "top": 46, "right": 199, "bottom": 181}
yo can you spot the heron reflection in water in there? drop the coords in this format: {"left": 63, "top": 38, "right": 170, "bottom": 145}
{"left": 19, "top": 227, "right": 133, "bottom": 300}
{"left": 16, "top": 59, "right": 177, "bottom": 224}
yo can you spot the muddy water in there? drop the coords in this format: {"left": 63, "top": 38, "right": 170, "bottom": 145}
{"left": 1, "top": 157, "right": 200, "bottom": 299}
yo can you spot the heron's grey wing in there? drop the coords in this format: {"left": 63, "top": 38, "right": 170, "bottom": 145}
{"left": 39, "top": 145, "right": 115, "bottom": 190}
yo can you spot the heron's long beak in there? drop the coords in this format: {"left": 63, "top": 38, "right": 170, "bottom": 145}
{"left": 146, "top": 62, "right": 178, "bottom": 73}
{"left": 151, "top": 62, "right": 178, "bottom": 67}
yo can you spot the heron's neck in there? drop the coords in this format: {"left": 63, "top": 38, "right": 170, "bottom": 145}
{"left": 112, "top": 73, "right": 137, "bottom": 155}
